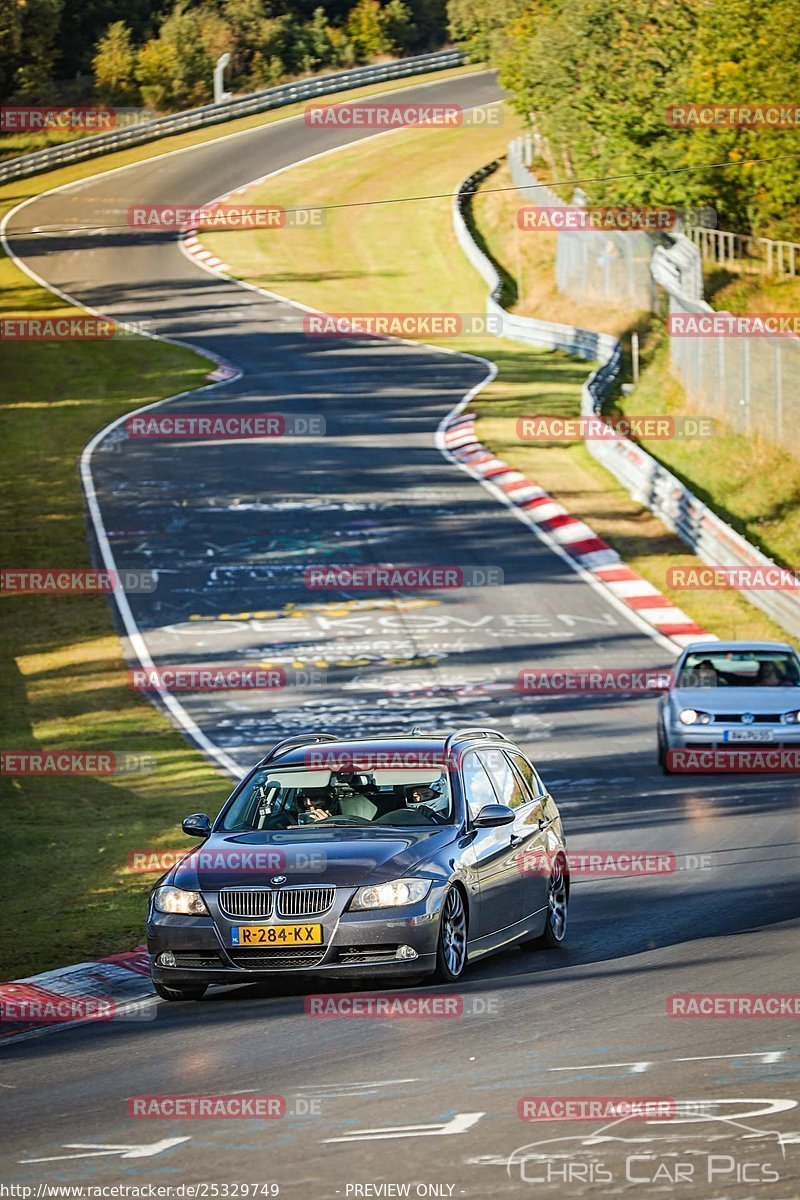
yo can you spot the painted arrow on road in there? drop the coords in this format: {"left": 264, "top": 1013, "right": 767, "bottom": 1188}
{"left": 20, "top": 1137, "right": 190, "bottom": 1163}
{"left": 323, "top": 1112, "right": 484, "bottom": 1142}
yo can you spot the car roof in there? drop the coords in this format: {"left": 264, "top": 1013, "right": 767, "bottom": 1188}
{"left": 258, "top": 730, "right": 513, "bottom": 768}
{"left": 680, "top": 640, "right": 795, "bottom": 654}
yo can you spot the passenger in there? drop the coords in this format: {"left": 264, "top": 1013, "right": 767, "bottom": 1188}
{"left": 755, "top": 660, "right": 784, "bottom": 686}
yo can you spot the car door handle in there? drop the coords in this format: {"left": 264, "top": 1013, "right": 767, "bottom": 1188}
{"left": 509, "top": 833, "right": 525, "bottom": 846}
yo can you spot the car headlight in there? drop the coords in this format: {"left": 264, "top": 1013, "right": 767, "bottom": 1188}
{"left": 153, "top": 886, "right": 208, "bottom": 915}
{"left": 349, "top": 878, "right": 432, "bottom": 910}
{"left": 679, "top": 708, "right": 711, "bottom": 726}
{"left": 781, "top": 710, "right": 800, "bottom": 724}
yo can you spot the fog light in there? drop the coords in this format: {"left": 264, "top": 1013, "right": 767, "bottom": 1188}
{"left": 158, "top": 951, "right": 177, "bottom": 967}
{"left": 396, "top": 945, "right": 418, "bottom": 960}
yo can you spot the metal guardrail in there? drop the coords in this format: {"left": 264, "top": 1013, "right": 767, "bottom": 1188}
{"left": 0, "top": 50, "right": 466, "bottom": 185}
{"left": 580, "top": 391, "right": 800, "bottom": 638}
{"left": 453, "top": 163, "right": 620, "bottom": 368}
{"left": 453, "top": 154, "right": 800, "bottom": 641}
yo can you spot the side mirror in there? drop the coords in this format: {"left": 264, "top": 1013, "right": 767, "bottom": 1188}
{"left": 182, "top": 813, "right": 211, "bottom": 838}
{"left": 473, "top": 803, "right": 515, "bottom": 828}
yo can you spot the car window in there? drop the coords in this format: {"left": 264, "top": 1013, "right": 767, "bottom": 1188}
{"left": 504, "top": 751, "right": 543, "bottom": 800}
{"left": 461, "top": 751, "right": 500, "bottom": 820}
{"left": 220, "top": 766, "right": 453, "bottom": 829}
{"left": 477, "top": 748, "right": 528, "bottom": 810}
{"left": 678, "top": 650, "right": 800, "bottom": 688}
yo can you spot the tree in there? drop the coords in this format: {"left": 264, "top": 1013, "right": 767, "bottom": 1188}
{"left": 343, "top": 0, "right": 413, "bottom": 59}
{"left": 135, "top": 5, "right": 219, "bottom": 110}
{"left": 5, "top": 0, "right": 64, "bottom": 98}
{"left": 447, "top": 0, "right": 525, "bottom": 62}
{"left": 92, "top": 22, "right": 139, "bottom": 105}
{"left": 345, "top": 0, "right": 396, "bottom": 59}
{"left": 677, "top": 0, "right": 800, "bottom": 237}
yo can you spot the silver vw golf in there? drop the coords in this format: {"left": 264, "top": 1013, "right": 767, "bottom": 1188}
{"left": 658, "top": 640, "right": 800, "bottom": 771}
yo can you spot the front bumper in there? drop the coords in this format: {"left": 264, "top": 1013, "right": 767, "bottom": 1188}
{"left": 664, "top": 722, "right": 800, "bottom": 750}
{"left": 147, "top": 889, "right": 442, "bottom": 985}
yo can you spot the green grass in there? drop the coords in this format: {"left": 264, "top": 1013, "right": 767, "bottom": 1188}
{"left": 202, "top": 120, "right": 798, "bottom": 651}
{"left": 0, "top": 253, "right": 233, "bottom": 979}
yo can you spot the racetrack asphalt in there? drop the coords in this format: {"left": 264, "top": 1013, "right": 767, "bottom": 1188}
{"left": 2, "top": 69, "right": 799, "bottom": 1197}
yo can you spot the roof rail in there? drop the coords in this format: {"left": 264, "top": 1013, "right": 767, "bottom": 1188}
{"left": 443, "top": 727, "right": 509, "bottom": 756}
{"left": 258, "top": 732, "right": 339, "bottom": 766}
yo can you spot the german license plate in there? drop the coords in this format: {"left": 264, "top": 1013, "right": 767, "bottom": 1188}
{"left": 723, "top": 729, "right": 774, "bottom": 743}
{"left": 231, "top": 924, "right": 322, "bottom": 946}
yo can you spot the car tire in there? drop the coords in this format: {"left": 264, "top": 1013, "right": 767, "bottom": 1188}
{"left": 521, "top": 854, "right": 569, "bottom": 949}
{"left": 657, "top": 723, "right": 673, "bottom": 774}
{"left": 153, "top": 979, "right": 207, "bottom": 1002}
{"left": 430, "top": 886, "right": 468, "bottom": 983}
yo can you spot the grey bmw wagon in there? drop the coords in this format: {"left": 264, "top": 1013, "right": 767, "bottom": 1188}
{"left": 147, "top": 727, "right": 569, "bottom": 1000}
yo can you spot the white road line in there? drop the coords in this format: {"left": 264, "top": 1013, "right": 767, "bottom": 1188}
{"left": 549, "top": 1050, "right": 786, "bottom": 1072}
{"left": 323, "top": 1111, "right": 484, "bottom": 1142}
{"left": 21, "top": 1137, "right": 191, "bottom": 1164}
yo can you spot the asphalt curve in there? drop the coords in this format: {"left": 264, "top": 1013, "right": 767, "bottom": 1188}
{"left": 2, "top": 70, "right": 799, "bottom": 1198}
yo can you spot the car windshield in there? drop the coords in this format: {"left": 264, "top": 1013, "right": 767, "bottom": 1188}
{"left": 220, "top": 766, "right": 453, "bottom": 830}
{"left": 678, "top": 650, "right": 800, "bottom": 688}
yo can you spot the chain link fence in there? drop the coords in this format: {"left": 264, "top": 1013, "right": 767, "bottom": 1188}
{"left": 652, "top": 239, "right": 800, "bottom": 458}
{"left": 508, "top": 136, "right": 656, "bottom": 311}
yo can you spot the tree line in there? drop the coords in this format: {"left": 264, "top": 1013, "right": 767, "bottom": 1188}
{"left": 448, "top": 0, "right": 799, "bottom": 239}
{"left": 2, "top": 0, "right": 446, "bottom": 110}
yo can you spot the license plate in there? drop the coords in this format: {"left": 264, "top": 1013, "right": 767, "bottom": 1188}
{"left": 723, "top": 729, "right": 774, "bottom": 743}
{"left": 231, "top": 924, "right": 323, "bottom": 946}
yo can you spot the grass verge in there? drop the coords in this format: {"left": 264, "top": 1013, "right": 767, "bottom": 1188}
{"left": 0, "top": 253, "right": 233, "bottom": 979}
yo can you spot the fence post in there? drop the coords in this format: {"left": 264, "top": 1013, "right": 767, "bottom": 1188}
{"left": 774, "top": 342, "right": 783, "bottom": 443}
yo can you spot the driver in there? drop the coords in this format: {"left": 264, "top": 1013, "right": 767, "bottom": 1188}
{"left": 406, "top": 783, "right": 448, "bottom": 817}
{"left": 689, "top": 659, "right": 717, "bottom": 687}
{"left": 297, "top": 791, "right": 334, "bottom": 822}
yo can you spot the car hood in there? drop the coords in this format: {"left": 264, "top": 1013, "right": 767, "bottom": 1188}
{"left": 670, "top": 687, "right": 800, "bottom": 716}
{"left": 169, "top": 826, "right": 458, "bottom": 890}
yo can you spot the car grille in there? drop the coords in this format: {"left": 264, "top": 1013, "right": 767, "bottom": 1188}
{"left": 712, "top": 713, "right": 783, "bottom": 724}
{"left": 218, "top": 887, "right": 336, "bottom": 920}
{"left": 276, "top": 887, "right": 335, "bottom": 918}
{"left": 336, "top": 945, "right": 401, "bottom": 964}
{"left": 228, "top": 948, "right": 326, "bottom": 969}
{"left": 219, "top": 889, "right": 274, "bottom": 919}
{"left": 171, "top": 952, "right": 223, "bottom": 969}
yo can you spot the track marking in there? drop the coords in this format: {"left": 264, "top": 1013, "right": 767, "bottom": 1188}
{"left": 323, "top": 1111, "right": 484, "bottom": 1142}
{"left": 20, "top": 1137, "right": 191, "bottom": 1163}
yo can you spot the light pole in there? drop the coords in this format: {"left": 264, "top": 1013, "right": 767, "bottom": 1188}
{"left": 214, "top": 53, "right": 232, "bottom": 105}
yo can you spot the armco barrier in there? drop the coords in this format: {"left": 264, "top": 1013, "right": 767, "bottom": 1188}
{"left": 454, "top": 156, "right": 800, "bottom": 640}
{"left": 453, "top": 162, "right": 620, "bottom": 367}
{"left": 0, "top": 50, "right": 466, "bottom": 185}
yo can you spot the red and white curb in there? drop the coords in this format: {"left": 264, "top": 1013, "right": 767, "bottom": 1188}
{"left": 183, "top": 227, "right": 230, "bottom": 274}
{"left": 444, "top": 412, "right": 710, "bottom": 649}
{"left": 0, "top": 947, "right": 154, "bottom": 1044}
